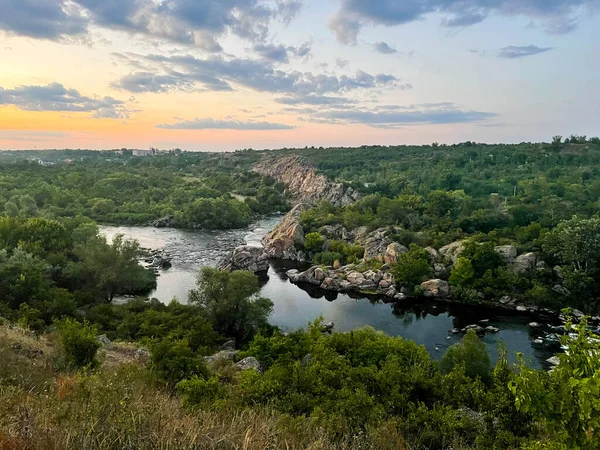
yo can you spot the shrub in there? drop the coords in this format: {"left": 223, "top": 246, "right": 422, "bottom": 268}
{"left": 304, "top": 232, "right": 325, "bottom": 253}
{"left": 440, "top": 330, "right": 491, "bottom": 383}
{"left": 391, "top": 244, "right": 433, "bottom": 292}
{"left": 55, "top": 317, "right": 100, "bottom": 369}
{"left": 178, "top": 376, "right": 229, "bottom": 407}
{"left": 150, "top": 338, "right": 208, "bottom": 387}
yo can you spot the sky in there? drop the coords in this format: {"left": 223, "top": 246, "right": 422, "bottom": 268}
{"left": 0, "top": 0, "right": 599, "bottom": 151}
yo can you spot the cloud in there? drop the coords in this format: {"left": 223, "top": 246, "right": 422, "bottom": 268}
{"left": 0, "top": 0, "right": 303, "bottom": 48}
{"left": 498, "top": 45, "right": 554, "bottom": 58}
{"left": 336, "top": 58, "right": 350, "bottom": 68}
{"left": 329, "top": 0, "right": 597, "bottom": 43}
{"left": 306, "top": 103, "right": 497, "bottom": 128}
{"left": 275, "top": 95, "right": 355, "bottom": 105}
{"left": 156, "top": 117, "right": 294, "bottom": 130}
{"left": 0, "top": 0, "right": 87, "bottom": 40}
{"left": 252, "top": 41, "right": 312, "bottom": 63}
{"left": 0, "top": 82, "right": 128, "bottom": 118}
{"left": 373, "top": 41, "right": 398, "bottom": 54}
{"left": 114, "top": 53, "right": 400, "bottom": 98}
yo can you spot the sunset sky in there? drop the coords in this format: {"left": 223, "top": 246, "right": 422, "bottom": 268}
{"left": 1, "top": 0, "right": 599, "bottom": 151}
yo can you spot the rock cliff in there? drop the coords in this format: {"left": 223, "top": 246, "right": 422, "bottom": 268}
{"left": 261, "top": 203, "right": 308, "bottom": 261}
{"left": 253, "top": 156, "right": 361, "bottom": 207}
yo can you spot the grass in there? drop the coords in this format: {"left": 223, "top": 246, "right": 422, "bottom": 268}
{"left": 0, "top": 324, "right": 419, "bottom": 450}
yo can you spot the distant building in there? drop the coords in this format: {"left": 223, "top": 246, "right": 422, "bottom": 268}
{"left": 132, "top": 149, "right": 154, "bottom": 157}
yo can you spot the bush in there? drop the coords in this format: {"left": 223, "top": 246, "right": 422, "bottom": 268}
{"left": 304, "top": 232, "right": 324, "bottom": 253}
{"left": 178, "top": 376, "right": 229, "bottom": 407}
{"left": 55, "top": 317, "right": 100, "bottom": 369}
{"left": 440, "top": 330, "right": 491, "bottom": 383}
{"left": 150, "top": 338, "right": 208, "bottom": 387}
{"left": 314, "top": 251, "right": 344, "bottom": 266}
{"left": 391, "top": 244, "right": 433, "bottom": 292}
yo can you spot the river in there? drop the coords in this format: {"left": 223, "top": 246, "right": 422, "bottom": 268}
{"left": 100, "top": 216, "right": 554, "bottom": 369}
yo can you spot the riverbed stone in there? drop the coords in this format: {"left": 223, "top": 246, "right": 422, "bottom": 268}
{"left": 420, "top": 279, "right": 450, "bottom": 298}
{"left": 383, "top": 242, "right": 408, "bottom": 264}
{"left": 218, "top": 245, "right": 269, "bottom": 273}
{"left": 512, "top": 253, "right": 537, "bottom": 273}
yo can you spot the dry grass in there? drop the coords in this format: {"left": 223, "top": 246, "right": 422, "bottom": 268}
{"left": 0, "top": 325, "right": 416, "bottom": 450}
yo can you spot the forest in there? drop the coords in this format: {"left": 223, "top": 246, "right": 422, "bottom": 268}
{"left": 2, "top": 138, "right": 600, "bottom": 449}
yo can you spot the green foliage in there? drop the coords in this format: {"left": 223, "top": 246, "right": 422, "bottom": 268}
{"left": 391, "top": 244, "right": 433, "bottom": 292}
{"left": 304, "top": 232, "right": 325, "bottom": 253}
{"left": 509, "top": 317, "right": 600, "bottom": 449}
{"left": 55, "top": 317, "right": 100, "bottom": 370}
{"left": 150, "top": 338, "right": 208, "bottom": 387}
{"left": 449, "top": 257, "right": 475, "bottom": 288}
{"left": 439, "top": 330, "right": 492, "bottom": 383}
{"left": 189, "top": 268, "right": 273, "bottom": 345}
{"left": 177, "top": 376, "right": 228, "bottom": 407}
{"left": 68, "top": 234, "right": 155, "bottom": 303}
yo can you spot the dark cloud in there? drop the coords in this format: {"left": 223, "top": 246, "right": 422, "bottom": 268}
{"left": 307, "top": 103, "right": 497, "bottom": 128}
{"left": 498, "top": 45, "right": 554, "bottom": 58}
{"left": 0, "top": 0, "right": 302, "bottom": 48}
{"left": 373, "top": 41, "right": 398, "bottom": 54}
{"left": 114, "top": 53, "right": 399, "bottom": 97}
{"left": 156, "top": 117, "right": 294, "bottom": 130}
{"left": 0, "top": 82, "right": 128, "bottom": 118}
{"left": 330, "top": 0, "right": 597, "bottom": 43}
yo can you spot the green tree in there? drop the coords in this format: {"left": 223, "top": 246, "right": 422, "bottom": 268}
{"left": 391, "top": 244, "right": 432, "bottom": 292}
{"left": 439, "top": 330, "right": 491, "bottom": 383}
{"left": 189, "top": 268, "right": 273, "bottom": 344}
{"left": 68, "top": 234, "right": 155, "bottom": 303}
{"left": 449, "top": 257, "right": 475, "bottom": 288}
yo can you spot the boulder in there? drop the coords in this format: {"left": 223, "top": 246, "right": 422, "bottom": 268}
{"left": 314, "top": 267, "right": 326, "bottom": 282}
{"left": 420, "top": 279, "right": 450, "bottom": 298}
{"left": 286, "top": 269, "right": 300, "bottom": 283}
{"left": 362, "top": 229, "right": 392, "bottom": 261}
{"left": 512, "top": 253, "right": 537, "bottom": 273}
{"left": 572, "top": 309, "right": 585, "bottom": 321}
{"left": 220, "top": 340, "right": 236, "bottom": 350}
{"left": 378, "top": 279, "right": 391, "bottom": 290}
{"left": 495, "top": 245, "right": 517, "bottom": 263}
{"left": 321, "top": 321, "right": 335, "bottom": 333}
{"left": 499, "top": 295, "right": 515, "bottom": 305}
{"left": 150, "top": 215, "right": 174, "bottom": 228}
{"left": 439, "top": 240, "right": 467, "bottom": 264}
{"left": 96, "top": 334, "right": 112, "bottom": 348}
{"left": 135, "top": 348, "right": 150, "bottom": 359}
{"left": 546, "top": 356, "right": 560, "bottom": 366}
{"left": 528, "top": 322, "right": 540, "bottom": 329}
{"left": 516, "top": 306, "right": 528, "bottom": 312}
{"left": 451, "top": 328, "right": 461, "bottom": 334}
{"left": 383, "top": 242, "right": 408, "bottom": 264}
{"left": 347, "top": 271, "right": 366, "bottom": 286}
{"left": 235, "top": 357, "right": 262, "bottom": 372}
{"left": 424, "top": 246, "right": 439, "bottom": 262}
{"left": 204, "top": 350, "right": 238, "bottom": 364}
{"left": 301, "top": 354, "right": 313, "bottom": 367}
{"left": 433, "top": 263, "right": 449, "bottom": 279}
{"left": 218, "top": 245, "right": 269, "bottom": 272}
{"left": 320, "top": 224, "right": 348, "bottom": 240}
{"left": 485, "top": 326, "right": 500, "bottom": 333}
{"left": 261, "top": 204, "right": 308, "bottom": 260}
{"left": 463, "top": 324, "right": 485, "bottom": 333}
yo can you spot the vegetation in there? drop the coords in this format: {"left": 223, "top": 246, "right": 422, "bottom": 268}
{"left": 0, "top": 149, "right": 289, "bottom": 229}
{"left": 3, "top": 141, "right": 600, "bottom": 448}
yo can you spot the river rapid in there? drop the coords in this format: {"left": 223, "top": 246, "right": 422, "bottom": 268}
{"left": 100, "top": 217, "right": 554, "bottom": 369}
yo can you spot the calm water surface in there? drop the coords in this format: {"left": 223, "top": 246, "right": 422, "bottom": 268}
{"left": 100, "top": 218, "right": 553, "bottom": 369}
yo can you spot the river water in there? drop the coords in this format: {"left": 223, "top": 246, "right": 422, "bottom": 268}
{"left": 100, "top": 217, "right": 553, "bottom": 369}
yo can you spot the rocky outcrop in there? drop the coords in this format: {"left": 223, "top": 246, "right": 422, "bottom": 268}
{"left": 439, "top": 240, "right": 467, "bottom": 264}
{"left": 384, "top": 242, "right": 408, "bottom": 264}
{"left": 494, "top": 245, "right": 517, "bottom": 263}
{"left": 253, "top": 156, "right": 361, "bottom": 207}
{"left": 360, "top": 228, "right": 392, "bottom": 261}
{"left": 512, "top": 253, "right": 537, "bottom": 273}
{"left": 235, "top": 357, "right": 262, "bottom": 372}
{"left": 150, "top": 215, "right": 174, "bottom": 228}
{"left": 218, "top": 245, "right": 269, "bottom": 272}
{"left": 261, "top": 204, "right": 308, "bottom": 261}
{"left": 420, "top": 279, "right": 450, "bottom": 298}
